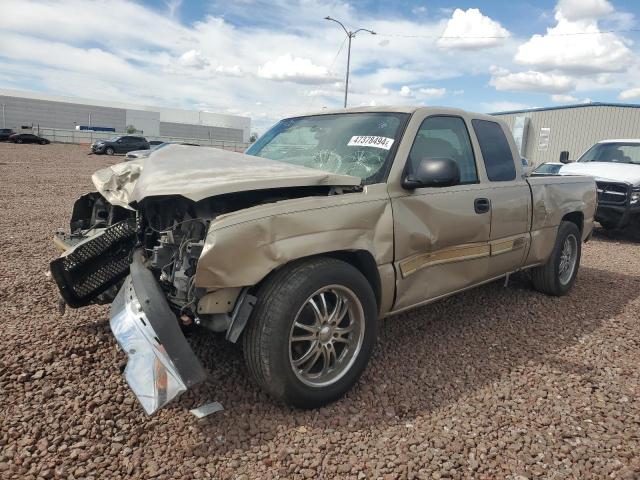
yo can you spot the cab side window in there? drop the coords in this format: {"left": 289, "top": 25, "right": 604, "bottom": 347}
{"left": 472, "top": 119, "right": 516, "bottom": 181}
{"left": 408, "top": 116, "right": 478, "bottom": 184}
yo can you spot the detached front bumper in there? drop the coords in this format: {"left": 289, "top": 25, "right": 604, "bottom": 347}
{"left": 109, "top": 250, "right": 207, "bottom": 415}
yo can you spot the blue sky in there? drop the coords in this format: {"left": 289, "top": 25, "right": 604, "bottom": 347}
{"left": 1, "top": 0, "right": 639, "bottom": 132}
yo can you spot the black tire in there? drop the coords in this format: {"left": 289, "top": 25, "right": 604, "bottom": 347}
{"left": 530, "top": 221, "right": 581, "bottom": 296}
{"left": 105, "top": 147, "right": 114, "bottom": 155}
{"left": 16, "top": 139, "right": 23, "bottom": 144}
{"left": 39, "top": 139, "right": 46, "bottom": 145}
{"left": 242, "top": 257, "right": 378, "bottom": 408}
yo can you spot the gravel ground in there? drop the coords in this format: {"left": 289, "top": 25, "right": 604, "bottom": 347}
{"left": 1, "top": 143, "right": 639, "bottom": 480}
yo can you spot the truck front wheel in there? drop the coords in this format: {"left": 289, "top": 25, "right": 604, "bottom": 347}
{"left": 529, "top": 221, "right": 581, "bottom": 296}
{"left": 242, "top": 257, "right": 378, "bottom": 408}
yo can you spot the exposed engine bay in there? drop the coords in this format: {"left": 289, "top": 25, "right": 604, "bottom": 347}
{"left": 51, "top": 185, "right": 351, "bottom": 317}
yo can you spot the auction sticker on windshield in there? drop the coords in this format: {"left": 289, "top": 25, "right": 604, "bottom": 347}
{"left": 348, "top": 136, "right": 395, "bottom": 150}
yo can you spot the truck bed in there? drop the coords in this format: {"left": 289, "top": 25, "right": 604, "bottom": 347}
{"left": 525, "top": 174, "right": 597, "bottom": 266}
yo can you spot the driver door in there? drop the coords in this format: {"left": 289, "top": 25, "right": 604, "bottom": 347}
{"left": 390, "top": 114, "right": 493, "bottom": 311}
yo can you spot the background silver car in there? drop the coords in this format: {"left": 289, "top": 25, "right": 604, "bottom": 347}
{"left": 125, "top": 141, "right": 199, "bottom": 160}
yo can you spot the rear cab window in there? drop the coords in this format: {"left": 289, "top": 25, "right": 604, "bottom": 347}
{"left": 472, "top": 119, "right": 516, "bottom": 181}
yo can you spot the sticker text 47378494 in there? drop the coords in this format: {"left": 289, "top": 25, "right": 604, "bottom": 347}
{"left": 347, "top": 136, "right": 395, "bottom": 150}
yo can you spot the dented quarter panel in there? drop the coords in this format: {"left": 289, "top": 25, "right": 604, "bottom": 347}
{"left": 525, "top": 175, "right": 597, "bottom": 265}
{"left": 194, "top": 183, "right": 395, "bottom": 313}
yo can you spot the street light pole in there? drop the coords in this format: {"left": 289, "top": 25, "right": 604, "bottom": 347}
{"left": 324, "top": 16, "right": 375, "bottom": 108}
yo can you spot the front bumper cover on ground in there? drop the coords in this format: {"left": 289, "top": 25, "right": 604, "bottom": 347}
{"left": 109, "top": 250, "right": 207, "bottom": 415}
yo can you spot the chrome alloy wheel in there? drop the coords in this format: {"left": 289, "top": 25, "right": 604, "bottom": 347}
{"left": 289, "top": 285, "right": 365, "bottom": 387}
{"left": 558, "top": 234, "right": 578, "bottom": 285}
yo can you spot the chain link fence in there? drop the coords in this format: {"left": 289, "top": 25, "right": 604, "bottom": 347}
{"left": 34, "top": 127, "right": 251, "bottom": 153}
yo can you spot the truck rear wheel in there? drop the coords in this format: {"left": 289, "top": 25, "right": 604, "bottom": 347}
{"left": 242, "top": 257, "right": 378, "bottom": 408}
{"left": 530, "top": 221, "right": 581, "bottom": 296}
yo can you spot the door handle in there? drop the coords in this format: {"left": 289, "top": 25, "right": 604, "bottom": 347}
{"left": 474, "top": 198, "right": 490, "bottom": 214}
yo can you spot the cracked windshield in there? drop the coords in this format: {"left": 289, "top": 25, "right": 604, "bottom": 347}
{"left": 246, "top": 112, "right": 408, "bottom": 182}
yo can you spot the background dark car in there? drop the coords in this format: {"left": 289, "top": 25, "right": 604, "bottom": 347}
{"left": 0, "top": 128, "right": 15, "bottom": 141}
{"left": 9, "top": 133, "right": 50, "bottom": 145}
{"left": 90, "top": 135, "right": 149, "bottom": 155}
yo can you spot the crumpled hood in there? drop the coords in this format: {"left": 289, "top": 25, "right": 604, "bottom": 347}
{"left": 92, "top": 144, "right": 361, "bottom": 209}
{"left": 560, "top": 161, "right": 640, "bottom": 185}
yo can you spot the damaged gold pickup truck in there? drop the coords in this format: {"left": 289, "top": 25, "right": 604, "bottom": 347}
{"left": 51, "top": 107, "right": 597, "bottom": 415}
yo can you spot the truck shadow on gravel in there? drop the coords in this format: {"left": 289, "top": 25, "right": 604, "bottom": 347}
{"left": 592, "top": 225, "right": 640, "bottom": 244}
{"left": 176, "top": 265, "right": 639, "bottom": 456}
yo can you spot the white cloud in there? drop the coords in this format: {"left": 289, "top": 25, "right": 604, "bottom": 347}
{"left": 4, "top": 0, "right": 617, "bottom": 133}
{"left": 437, "top": 8, "right": 510, "bottom": 50}
{"left": 482, "top": 101, "right": 532, "bottom": 113}
{"left": 555, "top": 0, "right": 614, "bottom": 22}
{"left": 418, "top": 87, "right": 446, "bottom": 98}
{"left": 215, "top": 65, "right": 243, "bottom": 76}
{"left": 179, "top": 50, "right": 208, "bottom": 68}
{"left": 411, "top": 6, "right": 427, "bottom": 15}
{"left": 257, "top": 54, "right": 335, "bottom": 84}
{"left": 305, "top": 89, "right": 335, "bottom": 98}
{"left": 0, "top": 0, "right": 189, "bottom": 51}
{"left": 490, "top": 68, "right": 576, "bottom": 93}
{"left": 619, "top": 88, "right": 640, "bottom": 100}
{"left": 551, "top": 94, "right": 578, "bottom": 102}
{"left": 166, "top": 0, "right": 182, "bottom": 18}
{"left": 0, "top": 0, "right": 521, "bottom": 131}
{"left": 399, "top": 86, "right": 413, "bottom": 97}
{"left": 390, "top": 85, "right": 446, "bottom": 102}
{"left": 515, "top": 2, "right": 632, "bottom": 74}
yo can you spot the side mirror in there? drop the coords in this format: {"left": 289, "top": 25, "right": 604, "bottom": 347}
{"left": 559, "top": 151, "right": 570, "bottom": 163}
{"left": 402, "top": 157, "right": 461, "bottom": 190}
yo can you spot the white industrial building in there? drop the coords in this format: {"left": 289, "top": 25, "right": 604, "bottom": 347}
{"left": 0, "top": 88, "right": 251, "bottom": 142}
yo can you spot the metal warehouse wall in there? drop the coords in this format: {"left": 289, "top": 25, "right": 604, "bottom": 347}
{"left": 0, "top": 95, "right": 126, "bottom": 131}
{"left": 494, "top": 105, "right": 640, "bottom": 166}
{"left": 159, "top": 121, "right": 243, "bottom": 142}
{"left": 125, "top": 109, "right": 160, "bottom": 136}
